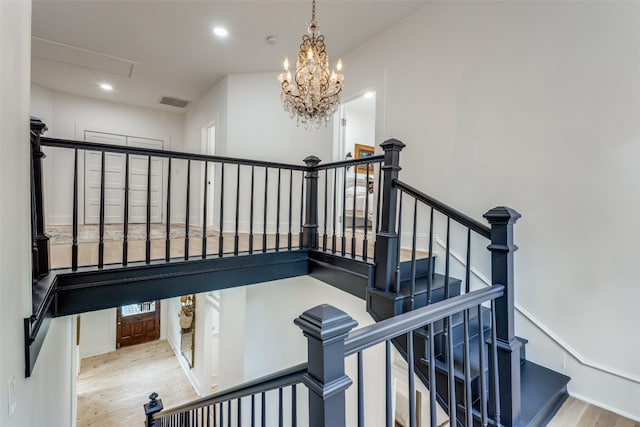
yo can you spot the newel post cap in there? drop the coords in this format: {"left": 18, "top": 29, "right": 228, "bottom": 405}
{"left": 483, "top": 206, "right": 521, "bottom": 225}
{"left": 303, "top": 155, "right": 322, "bottom": 167}
{"left": 295, "top": 304, "right": 358, "bottom": 342}
{"left": 380, "top": 138, "right": 406, "bottom": 151}
{"left": 30, "top": 116, "right": 48, "bottom": 135}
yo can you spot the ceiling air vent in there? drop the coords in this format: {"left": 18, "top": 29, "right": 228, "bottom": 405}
{"left": 159, "top": 96, "right": 190, "bottom": 108}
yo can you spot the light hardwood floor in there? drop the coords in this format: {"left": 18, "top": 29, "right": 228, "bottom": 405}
{"left": 77, "top": 339, "right": 198, "bottom": 427}
{"left": 77, "top": 340, "right": 639, "bottom": 427}
{"left": 548, "top": 397, "right": 639, "bottom": 427}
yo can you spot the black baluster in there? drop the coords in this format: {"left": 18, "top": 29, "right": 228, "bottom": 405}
{"left": 249, "top": 166, "right": 255, "bottom": 254}
{"left": 491, "top": 301, "right": 502, "bottom": 426}
{"left": 464, "top": 308, "right": 473, "bottom": 427}
{"left": 386, "top": 341, "right": 392, "bottom": 427}
{"left": 227, "top": 400, "right": 231, "bottom": 427}
{"left": 426, "top": 207, "right": 434, "bottom": 305}
{"left": 213, "top": 404, "right": 217, "bottom": 427}
{"left": 206, "top": 405, "right": 210, "bottom": 427}
{"left": 263, "top": 167, "right": 268, "bottom": 252}
{"left": 478, "top": 304, "right": 488, "bottom": 427}
{"left": 289, "top": 170, "right": 294, "bottom": 250}
{"left": 358, "top": 351, "right": 364, "bottom": 427}
{"left": 202, "top": 161, "right": 208, "bottom": 258}
{"left": 375, "top": 162, "right": 382, "bottom": 233}
{"left": 237, "top": 397, "right": 242, "bottom": 426}
{"left": 341, "top": 165, "right": 347, "bottom": 256}
{"left": 351, "top": 166, "right": 357, "bottom": 258}
{"left": 276, "top": 168, "right": 281, "bottom": 251}
{"left": 219, "top": 400, "right": 224, "bottom": 426}
{"left": 466, "top": 228, "right": 471, "bottom": 294}
{"left": 444, "top": 217, "right": 451, "bottom": 298}
{"left": 165, "top": 158, "right": 171, "bottom": 262}
{"left": 72, "top": 148, "right": 78, "bottom": 270}
{"left": 362, "top": 164, "right": 370, "bottom": 260}
{"left": 146, "top": 155, "right": 151, "bottom": 263}
{"left": 322, "top": 169, "right": 328, "bottom": 251}
{"left": 185, "top": 160, "right": 191, "bottom": 260}
{"left": 234, "top": 164, "right": 240, "bottom": 255}
{"left": 98, "top": 151, "right": 105, "bottom": 269}
{"left": 261, "top": 392, "right": 266, "bottom": 427}
{"left": 331, "top": 168, "right": 337, "bottom": 254}
{"left": 447, "top": 314, "right": 456, "bottom": 426}
{"left": 299, "top": 171, "right": 304, "bottom": 249}
{"left": 394, "top": 192, "right": 403, "bottom": 294}
{"left": 291, "top": 384, "right": 297, "bottom": 427}
{"left": 408, "top": 331, "right": 416, "bottom": 427}
{"left": 278, "top": 388, "right": 283, "bottom": 427}
{"left": 410, "top": 198, "right": 418, "bottom": 310}
{"left": 218, "top": 162, "right": 225, "bottom": 257}
{"left": 428, "top": 323, "right": 437, "bottom": 427}
{"left": 251, "top": 394, "right": 255, "bottom": 427}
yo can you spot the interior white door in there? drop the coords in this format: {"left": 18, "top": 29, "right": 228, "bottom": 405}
{"left": 84, "top": 132, "right": 126, "bottom": 224}
{"left": 126, "top": 137, "right": 163, "bottom": 224}
{"left": 84, "top": 132, "right": 164, "bottom": 224}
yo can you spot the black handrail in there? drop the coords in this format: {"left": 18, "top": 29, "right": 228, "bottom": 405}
{"left": 393, "top": 179, "right": 491, "bottom": 239}
{"left": 40, "top": 137, "right": 309, "bottom": 171}
{"left": 152, "top": 363, "right": 307, "bottom": 420}
{"left": 343, "top": 285, "right": 504, "bottom": 356}
{"left": 314, "top": 154, "right": 384, "bottom": 170}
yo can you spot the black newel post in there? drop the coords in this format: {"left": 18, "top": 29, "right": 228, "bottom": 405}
{"left": 294, "top": 304, "right": 357, "bottom": 427}
{"left": 302, "top": 155, "right": 321, "bottom": 249}
{"left": 484, "top": 206, "right": 522, "bottom": 426}
{"left": 373, "top": 139, "right": 405, "bottom": 293}
{"left": 30, "top": 117, "right": 50, "bottom": 280}
{"left": 144, "top": 392, "right": 163, "bottom": 426}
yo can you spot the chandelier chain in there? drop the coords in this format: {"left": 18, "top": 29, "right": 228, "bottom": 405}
{"left": 311, "top": 0, "right": 316, "bottom": 21}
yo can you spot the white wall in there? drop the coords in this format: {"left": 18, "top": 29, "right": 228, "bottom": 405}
{"left": 30, "top": 85, "right": 186, "bottom": 225}
{"left": 0, "top": 2, "right": 75, "bottom": 426}
{"left": 183, "top": 72, "right": 334, "bottom": 233}
{"left": 344, "top": 1, "right": 640, "bottom": 419}
{"left": 215, "top": 276, "right": 386, "bottom": 426}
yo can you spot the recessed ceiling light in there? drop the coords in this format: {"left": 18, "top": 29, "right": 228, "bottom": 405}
{"left": 213, "top": 27, "right": 228, "bottom": 37}
{"left": 364, "top": 91, "right": 375, "bottom": 99}
{"left": 100, "top": 83, "right": 113, "bottom": 91}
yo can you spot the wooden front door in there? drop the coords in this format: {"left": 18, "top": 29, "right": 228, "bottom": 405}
{"left": 116, "top": 301, "right": 161, "bottom": 348}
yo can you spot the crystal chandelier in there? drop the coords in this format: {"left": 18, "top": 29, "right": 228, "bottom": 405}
{"left": 278, "top": 0, "right": 344, "bottom": 128}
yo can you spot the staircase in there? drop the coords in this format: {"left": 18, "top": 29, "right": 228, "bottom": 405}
{"left": 26, "top": 119, "right": 570, "bottom": 426}
{"left": 374, "top": 256, "right": 570, "bottom": 427}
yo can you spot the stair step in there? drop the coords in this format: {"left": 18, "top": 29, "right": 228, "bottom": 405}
{"left": 415, "top": 306, "right": 491, "bottom": 359}
{"left": 397, "top": 273, "right": 462, "bottom": 299}
{"left": 398, "top": 256, "right": 436, "bottom": 281}
{"left": 519, "top": 360, "right": 570, "bottom": 426}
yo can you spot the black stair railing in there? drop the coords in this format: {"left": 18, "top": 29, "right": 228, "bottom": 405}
{"left": 38, "top": 136, "right": 314, "bottom": 269}
{"left": 146, "top": 286, "right": 504, "bottom": 427}
{"left": 305, "top": 154, "right": 384, "bottom": 260}
{"left": 370, "top": 139, "right": 522, "bottom": 425}
{"left": 148, "top": 363, "right": 308, "bottom": 426}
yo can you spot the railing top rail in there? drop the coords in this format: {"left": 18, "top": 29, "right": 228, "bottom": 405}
{"left": 152, "top": 363, "right": 307, "bottom": 419}
{"left": 40, "top": 137, "right": 309, "bottom": 171}
{"left": 314, "top": 154, "right": 384, "bottom": 170}
{"left": 393, "top": 179, "right": 492, "bottom": 239}
{"left": 344, "top": 286, "right": 504, "bottom": 356}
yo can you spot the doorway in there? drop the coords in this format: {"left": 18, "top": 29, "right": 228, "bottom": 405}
{"left": 84, "top": 131, "right": 164, "bottom": 224}
{"left": 116, "top": 301, "right": 161, "bottom": 348}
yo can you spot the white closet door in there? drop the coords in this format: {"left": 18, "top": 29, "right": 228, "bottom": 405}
{"left": 84, "top": 132, "right": 126, "bottom": 224}
{"left": 126, "top": 137, "right": 163, "bottom": 224}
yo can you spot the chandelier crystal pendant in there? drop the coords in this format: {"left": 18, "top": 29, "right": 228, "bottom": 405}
{"left": 278, "top": 0, "right": 344, "bottom": 128}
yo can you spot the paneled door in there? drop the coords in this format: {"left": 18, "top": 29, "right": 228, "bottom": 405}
{"left": 84, "top": 132, "right": 126, "bottom": 224}
{"left": 84, "top": 131, "right": 163, "bottom": 224}
{"left": 116, "top": 301, "right": 161, "bottom": 348}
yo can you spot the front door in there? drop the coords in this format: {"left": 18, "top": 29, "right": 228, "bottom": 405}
{"left": 116, "top": 301, "right": 161, "bottom": 348}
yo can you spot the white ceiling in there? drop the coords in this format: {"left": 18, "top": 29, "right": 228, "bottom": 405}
{"left": 31, "top": 0, "right": 427, "bottom": 113}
